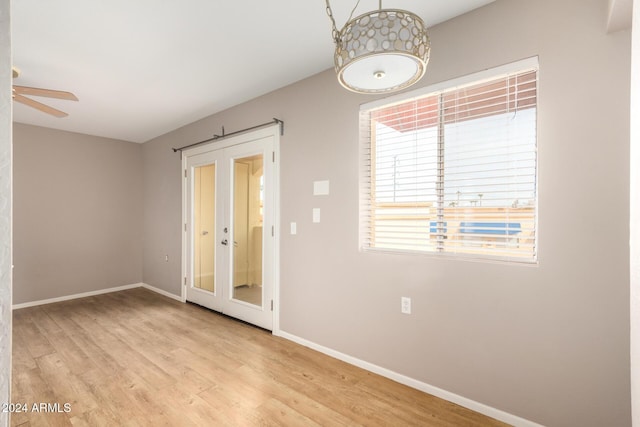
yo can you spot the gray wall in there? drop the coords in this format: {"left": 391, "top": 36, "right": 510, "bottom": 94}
{"left": 0, "top": 0, "right": 11, "bottom": 423}
{"left": 141, "top": 135, "right": 182, "bottom": 293}
{"left": 631, "top": 0, "right": 639, "bottom": 424}
{"left": 12, "top": 124, "right": 143, "bottom": 304}
{"left": 142, "top": 0, "right": 631, "bottom": 425}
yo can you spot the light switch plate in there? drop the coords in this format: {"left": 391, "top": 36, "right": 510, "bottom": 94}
{"left": 312, "top": 208, "right": 321, "bottom": 223}
{"left": 290, "top": 222, "right": 297, "bottom": 235}
{"left": 313, "top": 180, "right": 330, "bottom": 196}
{"left": 401, "top": 297, "right": 411, "bottom": 314}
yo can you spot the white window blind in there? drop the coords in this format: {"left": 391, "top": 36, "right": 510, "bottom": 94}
{"left": 360, "top": 64, "right": 538, "bottom": 262}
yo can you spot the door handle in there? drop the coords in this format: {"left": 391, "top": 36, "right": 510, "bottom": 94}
{"left": 201, "top": 231, "right": 209, "bottom": 236}
{"left": 221, "top": 239, "right": 228, "bottom": 246}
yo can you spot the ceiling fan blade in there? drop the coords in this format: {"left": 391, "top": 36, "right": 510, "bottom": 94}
{"left": 13, "top": 85, "right": 78, "bottom": 101}
{"left": 13, "top": 93, "right": 69, "bottom": 118}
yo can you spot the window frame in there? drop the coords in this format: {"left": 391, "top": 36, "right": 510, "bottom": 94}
{"left": 359, "top": 57, "right": 539, "bottom": 264}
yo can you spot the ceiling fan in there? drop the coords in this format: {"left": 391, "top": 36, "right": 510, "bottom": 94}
{"left": 12, "top": 67, "right": 78, "bottom": 118}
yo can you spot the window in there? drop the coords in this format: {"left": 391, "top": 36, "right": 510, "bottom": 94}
{"left": 360, "top": 59, "right": 538, "bottom": 262}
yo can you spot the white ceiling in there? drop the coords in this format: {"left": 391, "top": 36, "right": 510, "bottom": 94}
{"left": 12, "top": 0, "right": 495, "bottom": 143}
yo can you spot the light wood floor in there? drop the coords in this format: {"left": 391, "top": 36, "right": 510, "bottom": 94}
{"left": 11, "top": 288, "right": 509, "bottom": 426}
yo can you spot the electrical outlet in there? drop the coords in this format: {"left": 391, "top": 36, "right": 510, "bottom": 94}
{"left": 401, "top": 297, "right": 411, "bottom": 314}
{"left": 165, "top": 255, "right": 169, "bottom": 262}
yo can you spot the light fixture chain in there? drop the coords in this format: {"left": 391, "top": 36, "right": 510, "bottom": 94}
{"left": 325, "top": 0, "right": 362, "bottom": 44}
{"left": 347, "top": 0, "right": 362, "bottom": 23}
{"left": 325, "top": 0, "right": 340, "bottom": 43}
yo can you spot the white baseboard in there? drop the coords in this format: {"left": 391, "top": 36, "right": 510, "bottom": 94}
{"left": 275, "top": 330, "right": 543, "bottom": 427}
{"left": 12, "top": 283, "right": 143, "bottom": 310}
{"left": 140, "top": 283, "right": 184, "bottom": 302}
{"left": 12, "top": 282, "right": 185, "bottom": 310}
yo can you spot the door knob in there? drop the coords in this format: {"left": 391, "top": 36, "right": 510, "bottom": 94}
{"left": 221, "top": 239, "right": 228, "bottom": 246}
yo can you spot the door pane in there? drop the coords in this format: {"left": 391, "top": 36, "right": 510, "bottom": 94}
{"left": 194, "top": 164, "right": 215, "bottom": 292}
{"left": 232, "top": 155, "right": 263, "bottom": 306}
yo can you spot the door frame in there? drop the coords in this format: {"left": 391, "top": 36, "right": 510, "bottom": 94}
{"left": 180, "top": 124, "right": 280, "bottom": 333}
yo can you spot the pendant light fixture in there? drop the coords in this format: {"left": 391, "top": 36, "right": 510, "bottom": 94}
{"left": 325, "top": 0, "right": 430, "bottom": 94}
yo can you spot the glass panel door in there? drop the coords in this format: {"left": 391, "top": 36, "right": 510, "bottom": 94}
{"left": 194, "top": 164, "right": 216, "bottom": 292}
{"left": 232, "top": 154, "right": 263, "bottom": 307}
{"left": 223, "top": 136, "right": 274, "bottom": 330}
{"left": 185, "top": 149, "right": 226, "bottom": 313}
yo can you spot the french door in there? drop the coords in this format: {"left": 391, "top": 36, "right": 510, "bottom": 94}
{"left": 183, "top": 128, "right": 277, "bottom": 330}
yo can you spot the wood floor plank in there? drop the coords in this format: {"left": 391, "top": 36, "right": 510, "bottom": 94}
{"left": 76, "top": 368, "right": 153, "bottom": 426}
{"left": 233, "top": 364, "right": 356, "bottom": 426}
{"left": 14, "top": 315, "right": 56, "bottom": 360}
{"left": 28, "top": 307, "right": 63, "bottom": 336}
{"left": 10, "top": 368, "right": 58, "bottom": 427}
{"left": 12, "top": 288, "right": 510, "bottom": 426}
{"left": 34, "top": 353, "right": 99, "bottom": 416}
{"left": 11, "top": 333, "right": 38, "bottom": 373}
{"left": 43, "top": 331, "right": 96, "bottom": 377}
{"left": 255, "top": 398, "right": 323, "bottom": 427}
